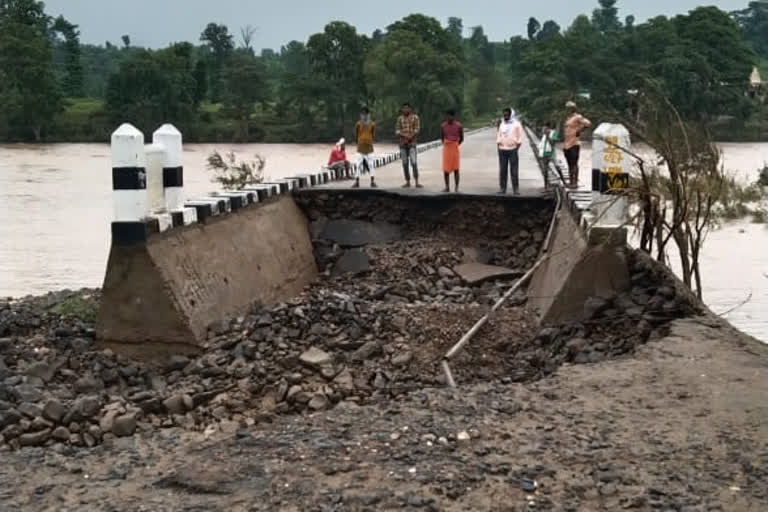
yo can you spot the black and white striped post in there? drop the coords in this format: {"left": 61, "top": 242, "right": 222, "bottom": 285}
{"left": 153, "top": 124, "right": 196, "bottom": 227}
{"left": 111, "top": 123, "right": 156, "bottom": 245}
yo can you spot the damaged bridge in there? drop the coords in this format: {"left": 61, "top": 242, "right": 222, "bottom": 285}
{"left": 96, "top": 123, "right": 638, "bottom": 358}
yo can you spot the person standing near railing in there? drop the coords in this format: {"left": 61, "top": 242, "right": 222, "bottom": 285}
{"left": 396, "top": 103, "right": 421, "bottom": 188}
{"left": 497, "top": 107, "right": 523, "bottom": 195}
{"left": 563, "top": 101, "right": 592, "bottom": 189}
{"left": 353, "top": 106, "right": 377, "bottom": 188}
{"left": 538, "top": 122, "right": 559, "bottom": 187}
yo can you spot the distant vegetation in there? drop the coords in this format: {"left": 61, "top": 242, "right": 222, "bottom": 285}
{"left": 0, "top": 0, "right": 766, "bottom": 143}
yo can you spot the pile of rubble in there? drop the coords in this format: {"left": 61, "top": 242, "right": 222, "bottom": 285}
{"left": 0, "top": 194, "right": 700, "bottom": 451}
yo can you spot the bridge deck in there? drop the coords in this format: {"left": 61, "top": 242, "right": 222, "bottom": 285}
{"left": 322, "top": 129, "right": 546, "bottom": 196}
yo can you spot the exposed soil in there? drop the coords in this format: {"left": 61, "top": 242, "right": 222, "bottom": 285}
{"left": 1, "top": 192, "right": 766, "bottom": 510}
{"left": 1, "top": 318, "right": 766, "bottom": 512}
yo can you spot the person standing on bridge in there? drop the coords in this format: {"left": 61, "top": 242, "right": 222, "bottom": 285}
{"left": 396, "top": 103, "right": 422, "bottom": 188}
{"left": 353, "top": 106, "right": 377, "bottom": 188}
{"left": 441, "top": 109, "right": 464, "bottom": 193}
{"left": 497, "top": 107, "right": 523, "bottom": 195}
{"left": 563, "top": 101, "right": 592, "bottom": 189}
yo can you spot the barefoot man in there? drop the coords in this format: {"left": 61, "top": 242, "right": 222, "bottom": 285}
{"left": 396, "top": 102, "right": 421, "bottom": 188}
{"left": 563, "top": 101, "right": 592, "bottom": 189}
{"left": 441, "top": 109, "right": 464, "bottom": 192}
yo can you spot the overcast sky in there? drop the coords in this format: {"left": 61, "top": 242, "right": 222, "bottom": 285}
{"left": 43, "top": 0, "right": 747, "bottom": 50}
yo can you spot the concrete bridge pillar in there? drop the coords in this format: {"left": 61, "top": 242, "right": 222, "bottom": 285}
{"left": 590, "top": 123, "right": 631, "bottom": 241}
{"left": 153, "top": 124, "right": 184, "bottom": 212}
{"left": 111, "top": 123, "right": 150, "bottom": 245}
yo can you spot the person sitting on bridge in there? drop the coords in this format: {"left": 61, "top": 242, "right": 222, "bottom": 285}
{"left": 497, "top": 107, "right": 523, "bottom": 195}
{"left": 563, "top": 101, "right": 592, "bottom": 189}
{"left": 353, "top": 106, "right": 377, "bottom": 188}
{"left": 396, "top": 102, "right": 421, "bottom": 188}
{"left": 441, "top": 109, "right": 464, "bottom": 193}
{"left": 327, "top": 138, "right": 350, "bottom": 177}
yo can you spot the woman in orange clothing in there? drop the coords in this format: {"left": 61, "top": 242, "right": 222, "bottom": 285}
{"left": 441, "top": 109, "right": 464, "bottom": 193}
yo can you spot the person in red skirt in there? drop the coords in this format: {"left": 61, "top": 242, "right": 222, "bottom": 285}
{"left": 441, "top": 109, "right": 464, "bottom": 193}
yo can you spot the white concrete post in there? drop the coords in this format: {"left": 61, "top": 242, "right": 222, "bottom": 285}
{"left": 111, "top": 123, "right": 147, "bottom": 223}
{"left": 144, "top": 143, "right": 166, "bottom": 213}
{"left": 153, "top": 124, "right": 184, "bottom": 212}
{"left": 591, "top": 123, "right": 631, "bottom": 229}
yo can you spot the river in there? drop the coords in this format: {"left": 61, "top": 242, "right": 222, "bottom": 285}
{"left": 1, "top": 141, "right": 767, "bottom": 343}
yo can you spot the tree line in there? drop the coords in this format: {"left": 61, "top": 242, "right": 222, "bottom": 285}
{"left": 0, "top": 0, "right": 766, "bottom": 143}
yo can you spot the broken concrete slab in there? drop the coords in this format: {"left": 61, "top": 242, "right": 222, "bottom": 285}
{"left": 320, "top": 220, "right": 401, "bottom": 248}
{"left": 461, "top": 247, "right": 492, "bottom": 265}
{"left": 333, "top": 250, "right": 370, "bottom": 276}
{"left": 453, "top": 263, "right": 523, "bottom": 285}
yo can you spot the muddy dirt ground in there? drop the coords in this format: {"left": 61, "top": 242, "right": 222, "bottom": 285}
{"left": 2, "top": 319, "right": 767, "bottom": 511}
{"left": 2, "top": 194, "right": 767, "bottom": 510}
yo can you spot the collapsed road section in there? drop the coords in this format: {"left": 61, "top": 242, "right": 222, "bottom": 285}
{"left": 1, "top": 189, "right": 701, "bottom": 450}
{"left": 2, "top": 186, "right": 767, "bottom": 511}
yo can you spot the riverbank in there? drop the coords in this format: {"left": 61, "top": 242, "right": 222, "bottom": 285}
{"left": 0, "top": 99, "right": 496, "bottom": 144}
{"left": 2, "top": 98, "right": 767, "bottom": 144}
{"left": 1, "top": 239, "right": 767, "bottom": 509}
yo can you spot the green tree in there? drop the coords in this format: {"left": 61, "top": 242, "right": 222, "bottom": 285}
{"left": 0, "top": 0, "right": 63, "bottom": 140}
{"left": 671, "top": 7, "right": 755, "bottom": 119}
{"left": 732, "top": 1, "right": 768, "bottom": 57}
{"left": 527, "top": 17, "right": 541, "bottom": 40}
{"left": 365, "top": 16, "right": 464, "bottom": 138}
{"left": 52, "top": 16, "right": 84, "bottom": 97}
{"left": 592, "top": 0, "right": 622, "bottom": 33}
{"left": 447, "top": 16, "right": 463, "bottom": 39}
{"left": 538, "top": 20, "right": 562, "bottom": 40}
{"left": 221, "top": 54, "right": 266, "bottom": 141}
{"left": 276, "top": 40, "right": 326, "bottom": 138}
{"left": 465, "top": 26, "right": 502, "bottom": 117}
{"left": 200, "top": 22, "right": 235, "bottom": 102}
{"left": 306, "top": 21, "right": 369, "bottom": 134}
{"left": 388, "top": 14, "right": 463, "bottom": 56}
{"left": 105, "top": 46, "right": 200, "bottom": 134}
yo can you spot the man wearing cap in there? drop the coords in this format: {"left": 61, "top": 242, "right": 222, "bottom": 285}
{"left": 353, "top": 106, "right": 377, "bottom": 188}
{"left": 563, "top": 101, "right": 592, "bottom": 189}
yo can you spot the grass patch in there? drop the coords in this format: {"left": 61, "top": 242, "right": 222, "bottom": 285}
{"left": 200, "top": 102, "right": 223, "bottom": 114}
{"left": 63, "top": 97, "right": 105, "bottom": 115}
{"left": 50, "top": 295, "right": 98, "bottom": 323}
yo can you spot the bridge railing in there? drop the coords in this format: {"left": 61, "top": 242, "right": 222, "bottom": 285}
{"left": 109, "top": 123, "right": 493, "bottom": 246}
{"left": 524, "top": 124, "right": 628, "bottom": 240}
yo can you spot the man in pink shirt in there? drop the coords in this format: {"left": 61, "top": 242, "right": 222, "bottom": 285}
{"left": 497, "top": 107, "right": 523, "bottom": 195}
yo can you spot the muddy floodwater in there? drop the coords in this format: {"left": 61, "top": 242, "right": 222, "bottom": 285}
{"left": 1, "top": 141, "right": 767, "bottom": 342}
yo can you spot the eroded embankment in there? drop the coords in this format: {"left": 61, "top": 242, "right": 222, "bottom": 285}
{"left": 1, "top": 191, "right": 702, "bottom": 453}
